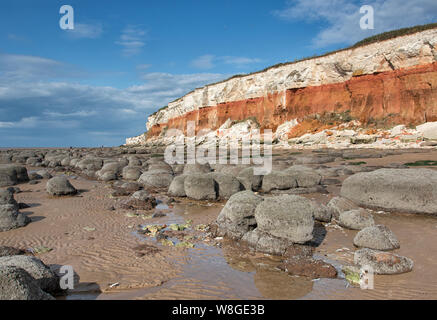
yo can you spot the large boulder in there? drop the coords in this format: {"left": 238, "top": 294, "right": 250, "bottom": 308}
{"left": 138, "top": 170, "right": 174, "bottom": 189}
{"left": 254, "top": 195, "right": 315, "bottom": 244}
{"left": 0, "top": 165, "right": 29, "bottom": 187}
{"left": 46, "top": 176, "right": 77, "bottom": 196}
{"left": 184, "top": 174, "right": 217, "bottom": 200}
{"left": 341, "top": 169, "right": 437, "bottom": 215}
{"left": 417, "top": 121, "right": 437, "bottom": 140}
{"left": 207, "top": 172, "right": 243, "bottom": 199}
{"left": 339, "top": 209, "right": 375, "bottom": 230}
{"left": 261, "top": 171, "right": 297, "bottom": 192}
{"left": 122, "top": 166, "right": 142, "bottom": 181}
{"left": 0, "top": 255, "right": 60, "bottom": 294}
{"left": 76, "top": 158, "right": 103, "bottom": 171}
{"left": 353, "top": 225, "right": 400, "bottom": 251}
{"left": 167, "top": 175, "right": 187, "bottom": 197}
{"left": 96, "top": 162, "right": 125, "bottom": 181}
{"left": 284, "top": 166, "right": 322, "bottom": 188}
{"left": 354, "top": 248, "right": 414, "bottom": 275}
{"left": 0, "top": 266, "right": 54, "bottom": 300}
{"left": 216, "top": 191, "right": 263, "bottom": 239}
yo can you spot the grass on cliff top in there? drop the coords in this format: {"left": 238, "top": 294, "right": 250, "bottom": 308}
{"left": 151, "top": 22, "right": 437, "bottom": 116}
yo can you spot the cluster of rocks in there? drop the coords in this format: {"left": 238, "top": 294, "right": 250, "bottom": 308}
{"left": 283, "top": 122, "right": 437, "bottom": 149}
{"left": 0, "top": 248, "right": 62, "bottom": 300}
{"left": 215, "top": 191, "right": 337, "bottom": 279}
{"left": 327, "top": 195, "right": 414, "bottom": 275}
{"left": 131, "top": 119, "right": 437, "bottom": 151}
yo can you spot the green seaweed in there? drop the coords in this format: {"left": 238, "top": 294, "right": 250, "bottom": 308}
{"left": 405, "top": 160, "right": 437, "bottom": 167}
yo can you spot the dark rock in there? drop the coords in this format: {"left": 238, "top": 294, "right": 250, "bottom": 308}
{"left": 46, "top": 176, "right": 77, "bottom": 196}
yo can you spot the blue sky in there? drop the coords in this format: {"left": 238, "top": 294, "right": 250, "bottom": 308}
{"left": 0, "top": 0, "right": 436, "bottom": 147}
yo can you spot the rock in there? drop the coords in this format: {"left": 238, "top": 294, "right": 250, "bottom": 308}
{"left": 313, "top": 204, "right": 332, "bottom": 223}
{"left": 0, "top": 255, "right": 60, "bottom": 294}
{"left": 327, "top": 196, "right": 359, "bottom": 219}
{"left": 207, "top": 172, "right": 243, "bottom": 199}
{"left": 341, "top": 168, "right": 437, "bottom": 215}
{"left": 138, "top": 170, "right": 174, "bottom": 189}
{"left": 354, "top": 248, "right": 414, "bottom": 275}
{"left": 261, "top": 171, "right": 297, "bottom": 192}
{"left": 36, "top": 170, "right": 52, "bottom": 179}
{"left": 127, "top": 156, "right": 142, "bottom": 166}
{"left": 0, "top": 246, "right": 25, "bottom": 257}
{"left": 339, "top": 208, "right": 375, "bottom": 230}
{"left": 119, "top": 182, "right": 142, "bottom": 192}
{"left": 184, "top": 174, "right": 217, "bottom": 200}
{"left": 6, "top": 186, "right": 21, "bottom": 194}
{"left": 0, "top": 204, "right": 31, "bottom": 232}
{"left": 236, "top": 167, "right": 263, "bottom": 191}
{"left": 242, "top": 229, "right": 294, "bottom": 255}
{"left": 353, "top": 225, "right": 400, "bottom": 251}
{"left": 96, "top": 162, "right": 125, "bottom": 181}
{"left": 216, "top": 191, "right": 263, "bottom": 239}
{"left": 28, "top": 172, "right": 43, "bottom": 181}
{"left": 46, "top": 176, "right": 77, "bottom": 196}
{"left": 122, "top": 166, "right": 142, "bottom": 181}
{"left": 284, "top": 165, "right": 322, "bottom": 187}
{"left": 147, "top": 162, "right": 173, "bottom": 174}
{"left": 420, "top": 140, "right": 437, "bottom": 147}
{"left": 390, "top": 124, "right": 406, "bottom": 136}
{"left": 131, "top": 190, "right": 153, "bottom": 202}
{"left": 254, "top": 195, "right": 315, "bottom": 244}
{"left": 0, "top": 165, "right": 29, "bottom": 187}
{"left": 350, "top": 135, "right": 377, "bottom": 144}
{"left": 167, "top": 175, "right": 187, "bottom": 197}
{"left": 278, "top": 257, "right": 337, "bottom": 279}
{"left": 0, "top": 266, "right": 54, "bottom": 300}
{"left": 183, "top": 163, "right": 211, "bottom": 174}
{"left": 76, "top": 158, "right": 103, "bottom": 171}
{"left": 99, "top": 171, "right": 117, "bottom": 182}
{"left": 120, "top": 191, "right": 157, "bottom": 210}
{"left": 417, "top": 122, "right": 437, "bottom": 140}
{"left": 0, "top": 189, "right": 19, "bottom": 209}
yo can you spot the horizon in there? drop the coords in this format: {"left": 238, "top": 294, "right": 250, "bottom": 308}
{"left": 1, "top": 0, "right": 436, "bottom": 147}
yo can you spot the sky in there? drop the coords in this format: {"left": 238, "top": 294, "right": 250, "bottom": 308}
{"left": 0, "top": 0, "right": 436, "bottom": 147}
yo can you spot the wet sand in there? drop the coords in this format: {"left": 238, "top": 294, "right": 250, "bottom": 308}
{"left": 1, "top": 149, "right": 437, "bottom": 300}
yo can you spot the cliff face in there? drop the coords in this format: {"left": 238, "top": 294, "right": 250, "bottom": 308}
{"left": 144, "top": 29, "right": 437, "bottom": 140}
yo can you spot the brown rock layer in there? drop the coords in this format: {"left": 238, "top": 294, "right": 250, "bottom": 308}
{"left": 148, "top": 63, "right": 437, "bottom": 137}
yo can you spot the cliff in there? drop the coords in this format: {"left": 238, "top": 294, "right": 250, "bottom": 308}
{"left": 133, "top": 27, "right": 437, "bottom": 143}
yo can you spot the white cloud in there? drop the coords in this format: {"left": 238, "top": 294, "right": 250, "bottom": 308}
{"left": 66, "top": 23, "right": 103, "bottom": 39}
{"left": 220, "top": 56, "right": 263, "bottom": 66}
{"left": 191, "top": 55, "right": 216, "bottom": 69}
{"left": 0, "top": 53, "right": 84, "bottom": 81}
{"left": 191, "top": 55, "right": 263, "bottom": 69}
{"left": 273, "top": 0, "right": 437, "bottom": 47}
{"left": 43, "top": 110, "right": 98, "bottom": 117}
{"left": 116, "top": 25, "right": 147, "bottom": 57}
